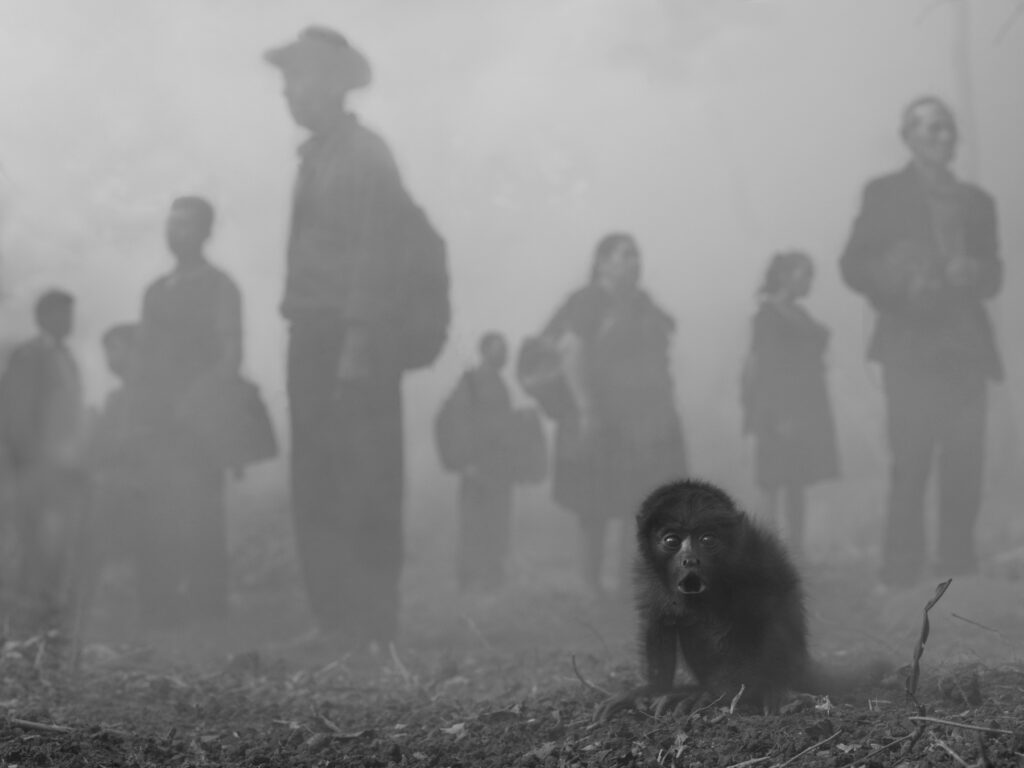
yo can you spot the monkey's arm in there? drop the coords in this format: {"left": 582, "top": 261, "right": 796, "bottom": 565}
{"left": 594, "top": 623, "right": 688, "bottom": 720}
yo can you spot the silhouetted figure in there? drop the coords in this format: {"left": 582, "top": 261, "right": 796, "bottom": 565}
{"left": 436, "top": 333, "right": 518, "bottom": 594}
{"left": 840, "top": 97, "right": 1002, "bottom": 588}
{"left": 541, "top": 233, "right": 687, "bottom": 598}
{"left": 83, "top": 324, "right": 146, "bottom": 602}
{"left": 132, "top": 196, "right": 243, "bottom": 626}
{"left": 741, "top": 251, "right": 839, "bottom": 557}
{"left": 265, "top": 27, "right": 449, "bottom": 649}
{"left": 0, "top": 290, "right": 86, "bottom": 631}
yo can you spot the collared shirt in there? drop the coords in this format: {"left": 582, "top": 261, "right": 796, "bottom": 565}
{"left": 281, "top": 112, "right": 414, "bottom": 324}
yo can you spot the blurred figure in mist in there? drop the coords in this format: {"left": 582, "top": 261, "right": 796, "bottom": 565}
{"left": 840, "top": 96, "right": 1002, "bottom": 589}
{"left": 436, "top": 332, "right": 517, "bottom": 596}
{"left": 81, "top": 324, "right": 146, "bottom": 610}
{"left": 741, "top": 251, "right": 839, "bottom": 558}
{"left": 132, "top": 196, "right": 243, "bottom": 628}
{"left": 0, "top": 290, "right": 87, "bottom": 631}
{"left": 265, "top": 27, "right": 449, "bottom": 650}
{"left": 541, "top": 233, "right": 687, "bottom": 600}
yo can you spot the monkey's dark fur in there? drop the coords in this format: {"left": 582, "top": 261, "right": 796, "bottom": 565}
{"left": 597, "top": 479, "right": 885, "bottom": 719}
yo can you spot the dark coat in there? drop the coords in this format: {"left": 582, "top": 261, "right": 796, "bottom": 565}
{"left": 544, "top": 284, "right": 687, "bottom": 518}
{"left": 839, "top": 164, "right": 1002, "bottom": 380}
{"left": 0, "top": 335, "right": 82, "bottom": 470}
{"left": 741, "top": 301, "right": 839, "bottom": 488}
{"left": 283, "top": 113, "right": 449, "bottom": 371}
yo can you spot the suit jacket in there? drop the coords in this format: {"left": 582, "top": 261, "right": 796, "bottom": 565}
{"left": 839, "top": 164, "right": 1002, "bottom": 380}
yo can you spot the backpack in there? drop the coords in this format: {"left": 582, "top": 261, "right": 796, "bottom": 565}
{"left": 433, "top": 372, "right": 474, "bottom": 473}
{"left": 395, "top": 204, "right": 450, "bottom": 372}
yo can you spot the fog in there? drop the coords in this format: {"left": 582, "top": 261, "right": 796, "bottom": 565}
{"left": 1, "top": 0, "right": 1022, "bottom": 609}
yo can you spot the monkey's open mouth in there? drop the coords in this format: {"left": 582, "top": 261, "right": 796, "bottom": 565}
{"left": 677, "top": 572, "right": 707, "bottom": 595}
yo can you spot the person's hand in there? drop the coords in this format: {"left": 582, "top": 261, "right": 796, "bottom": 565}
{"left": 336, "top": 327, "right": 371, "bottom": 382}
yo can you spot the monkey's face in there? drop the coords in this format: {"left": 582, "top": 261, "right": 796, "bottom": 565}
{"left": 636, "top": 480, "right": 747, "bottom": 602}
{"left": 653, "top": 523, "right": 733, "bottom": 596}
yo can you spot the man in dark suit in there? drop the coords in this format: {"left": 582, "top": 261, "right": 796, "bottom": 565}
{"left": 0, "top": 290, "right": 86, "bottom": 629}
{"left": 840, "top": 96, "right": 1002, "bottom": 588}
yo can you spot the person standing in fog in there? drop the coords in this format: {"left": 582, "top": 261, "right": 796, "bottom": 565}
{"left": 741, "top": 251, "right": 839, "bottom": 558}
{"left": 437, "top": 332, "right": 517, "bottom": 595}
{"left": 265, "top": 27, "right": 449, "bottom": 651}
{"left": 132, "top": 196, "right": 243, "bottom": 627}
{"left": 840, "top": 96, "right": 1002, "bottom": 589}
{"left": 542, "top": 233, "right": 687, "bottom": 600}
{"left": 0, "top": 290, "right": 86, "bottom": 631}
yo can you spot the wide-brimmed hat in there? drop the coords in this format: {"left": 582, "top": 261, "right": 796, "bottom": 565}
{"left": 264, "top": 26, "right": 372, "bottom": 91}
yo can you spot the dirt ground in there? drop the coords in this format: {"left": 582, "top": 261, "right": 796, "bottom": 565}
{"left": 3, "top": 484, "right": 1024, "bottom": 767}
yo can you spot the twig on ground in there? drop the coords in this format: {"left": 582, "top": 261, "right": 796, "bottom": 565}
{"left": 951, "top": 613, "right": 999, "bottom": 633}
{"left": 387, "top": 642, "right": 414, "bottom": 687}
{"left": 774, "top": 730, "right": 841, "bottom": 768}
{"left": 906, "top": 578, "right": 952, "bottom": 701}
{"left": 933, "top": 736, "right": 972, "bottom": 768}
{"left": 570, "top": 653, "right": 610, "bottom": 697}
{"left": 976, "top": 731, "right": 993, "bottom": 768}
{"left": 842, "top": 732, "right": 914, "bottom": 766}
{"left": 724, "top": 757, "right": 770, "bottom": 768}
{"left": 908, "top": 716, "right": 1014, "bottom": 736}
{"left": 10, "top": 718, "right": 74, "bottom": 734}
{"left": 728, "top": 684, "right": 745, "bottom": 714}
{"left": 461, "top": 615, "right": 493, "bottom": 652}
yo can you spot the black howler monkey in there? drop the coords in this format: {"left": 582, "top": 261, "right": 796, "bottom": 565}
{"left": 597, "top": 479, "right": 887, "bottom": 719}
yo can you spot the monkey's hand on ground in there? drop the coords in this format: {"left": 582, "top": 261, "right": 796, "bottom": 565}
{"left": 593, "top": 684, "right": 705, "bottom": 722}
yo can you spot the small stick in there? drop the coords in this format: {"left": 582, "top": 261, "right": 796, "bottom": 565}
{"left": 728, "top": 684, "right": 745, "bottom": 714}
{"left": 10, "top": 718, "right": 74, "bottom": 734}
{"left": 387, "top": 642, "right": 414, "bottom": 687}
{"left": 976, "top": 731, "right": 993, "bottom": 768}
{"left": 775, "top": 731, "right": 841, "bottom": 768}
{"left": 570, "top": 653, "right": 610, "bottom": 697}
{"left": 933, "top": 737, "right": 972, "bottom": 768}
{"left": 908, "top": 716, "right": 1014, "bottom": 736}
{"left": 461, "top": 615, "right": 493, "bottom": 652}
{"left": 950, "top": 613, "right": 999, "bottom": 633}
{"left": 724, "top": 757, "right": 770, "bottom": 768}
{"left": 906, "top": 579, "right": 952, "bottom": 700}
{"left": 842, "top": 732, "right": 914, "bottom": 766}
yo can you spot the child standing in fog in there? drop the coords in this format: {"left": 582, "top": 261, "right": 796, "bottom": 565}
{"left": 741, "top": 251, "right": 839, "bottom": 557}
{"left": 436, "top": 332, "right": 518, "bottom": 595}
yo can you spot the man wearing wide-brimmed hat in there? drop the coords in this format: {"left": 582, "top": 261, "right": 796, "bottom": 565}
{"left": 265, "top": 26, "right": 448, "bottom": 652}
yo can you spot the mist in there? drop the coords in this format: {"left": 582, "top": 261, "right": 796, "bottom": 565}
{"left": 1, "top": 0, "right": 1022, "bottom": 618}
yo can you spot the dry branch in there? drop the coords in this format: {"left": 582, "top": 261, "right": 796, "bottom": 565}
{"left": 569, "top": 653, "right": 610, "bottom": 697}
{"left": 908, "top": 715, "right": 1015, "bottom": 736}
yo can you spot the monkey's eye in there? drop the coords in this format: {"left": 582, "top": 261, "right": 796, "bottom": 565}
{"left": 662, "top": 533, "right": 682, "bottom": 551}
{"left": 698, "top": 533, "right": 719, "bottom": 550}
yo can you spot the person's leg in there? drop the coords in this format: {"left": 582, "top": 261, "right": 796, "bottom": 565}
{"left": 487, "top": 482, "right": 513, "bottom": 592}
{"left": 185, "top": 464, "right": 229, "bottom": 621}
{"left": 936, "top": 376, "right": 987, "bottom": 577}
{"left": 456, "top": 474, "right": 484, "bottom": 593}
{"left": 880, "top": 364, "right": 935, "bottom": 588}
{"left": 336, "top": 374, "right": 404, "bottom": 647}
{"left": 286, "top": 318, "right": 349, "bottom": 632}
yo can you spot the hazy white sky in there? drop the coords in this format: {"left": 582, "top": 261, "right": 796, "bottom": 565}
{"left": 1, "top": 0, "right": 1022, "bottom": 538}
